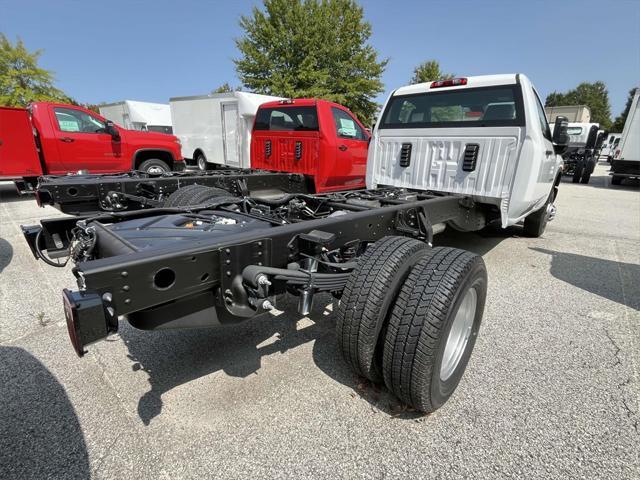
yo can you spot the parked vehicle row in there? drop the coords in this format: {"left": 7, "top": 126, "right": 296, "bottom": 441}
{"left": 23, "top": 74, "right": 570, "bottom": 414}
{"left": 0, "top": 102, "right": 185, "bottom": 190}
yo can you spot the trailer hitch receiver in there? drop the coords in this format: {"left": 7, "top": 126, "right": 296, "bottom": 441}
{"left": 63, "top": 289, "right": 113, "bottom": 357}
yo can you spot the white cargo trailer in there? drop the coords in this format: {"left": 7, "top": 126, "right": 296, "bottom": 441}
{"left": 170, "top": 92, "right": 283, "bottom": 170}
{"left": 611, "top": 88, "right": 640, "bottom": 184}
{"left": 99, "top": 100, "right": 173, "bottom": 134}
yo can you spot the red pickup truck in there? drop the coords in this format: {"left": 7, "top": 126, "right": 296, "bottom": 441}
{"left": 251, "top": 98, "right": 369, "bottom": 193}
{"left": 0, "top": 102, "right": 184, "bottom": 189}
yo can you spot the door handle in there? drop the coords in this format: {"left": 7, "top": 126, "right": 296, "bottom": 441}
{"left": 338, "top": 145, "right": 348, "bottom": 151}
{"left": 60, "top": 137, "right": 74, "bottom": 143}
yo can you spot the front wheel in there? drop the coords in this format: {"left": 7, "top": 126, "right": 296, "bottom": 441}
{"left": 138, "top": 158, "right": 170, "bottom": 174}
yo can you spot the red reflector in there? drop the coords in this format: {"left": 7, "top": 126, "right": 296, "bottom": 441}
{"left": 430, "top": 78, "right": 468, "bottom": 88}
{"left": 465, "top": 111, "right": 482, "bottom": 117}
{"left": 63, "top": 289, "right": 85, "bottom": 357}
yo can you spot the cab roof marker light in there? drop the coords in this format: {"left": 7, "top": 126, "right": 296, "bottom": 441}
{"left": 430, "top": 78, "right": 468, "bottom": 89}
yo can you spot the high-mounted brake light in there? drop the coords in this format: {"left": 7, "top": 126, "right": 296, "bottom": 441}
{"left": 430, "top": 78, "right": 468, "bottom": 89}
{"left": 279, "top": 99, "right": 295, "bottom": 104}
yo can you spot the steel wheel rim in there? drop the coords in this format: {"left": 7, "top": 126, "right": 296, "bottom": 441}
{"left": 147, "top": 166, "right": 165, "bottom": 174}
{"left": 440, "top": 287, "right": 478, "bottom": 382}
{"left": 198, "top": 157, "right": 206, "bottom": 170}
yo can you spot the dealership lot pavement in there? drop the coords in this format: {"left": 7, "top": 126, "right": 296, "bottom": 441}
{"left": 1, "top": 163, "right": 638, "bottom": 479}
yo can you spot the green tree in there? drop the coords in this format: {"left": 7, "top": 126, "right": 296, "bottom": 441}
{"left": 234, "top": 0, "right": 387, "bottom": 124}
{"left": 212, "top": 82, "right": 241, "bottom": 94}
{"left": 0, "top": 34, "right": 73, "bottom": 107}
{"left": 611, "top": 87, "right": 637, "bottom": 132}
{"left": 545, "top": 81, "right": 612, "bottom": 129}
{"left": 410, "top": 60, "right": 454, "bottom": 84}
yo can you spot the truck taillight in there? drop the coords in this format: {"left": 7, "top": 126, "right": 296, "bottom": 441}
{"left": 62, "top": 289, "right": 113, "bottom": 357}
{"left": 430, "top": 78, "right": 468, "bottom": 88}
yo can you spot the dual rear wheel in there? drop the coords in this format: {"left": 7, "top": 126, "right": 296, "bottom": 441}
{"left": 336, "top": 236, "right": 487, "bottom": 413}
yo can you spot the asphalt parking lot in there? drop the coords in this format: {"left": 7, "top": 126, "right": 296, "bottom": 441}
{"left": 0, "top": 162, "right": 638, "bottom": 479}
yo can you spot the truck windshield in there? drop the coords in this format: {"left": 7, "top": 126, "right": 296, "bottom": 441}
{"left": 379, "top": 85, "right": 524, "bottom": 129}
{"left": 254, "top": 106, "right": 319, "bottom": 131}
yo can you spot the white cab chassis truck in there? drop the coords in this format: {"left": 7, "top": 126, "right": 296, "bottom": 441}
{"left": 611, "top": 88, "right": 640, "bottom": 184}
{"left": 549, "top": 122, "right": 601, "bottom": 184}
{"left": 170, "top": 92, "right": 283, "bottom": 171}
{"left": 368, "top": 74, "right": 568, "bottom": 234}
{"left": 23, "top": 74, "right": 570, "bottom": 415}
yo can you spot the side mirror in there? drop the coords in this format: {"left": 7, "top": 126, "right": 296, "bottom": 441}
{"left": 105, "top": 120, "right": 120, "bottom": 140}
{"left": 552, "top": 115, "right": 569, "bottom": 155}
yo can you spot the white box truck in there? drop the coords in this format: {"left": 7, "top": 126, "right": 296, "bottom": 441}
{"left": 99, "top": 100, "right": 173, "bottom": 134}
{"left": 611, "top": 88, "right": 640, "bottom": 184}
{"left": 544, "top": 105, "right": 591, "bottom": 123}
{"left": 170, "top": 92, "right": 283, "bottom": 171}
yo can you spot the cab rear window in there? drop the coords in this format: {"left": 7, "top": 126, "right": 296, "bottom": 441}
{"left": 254, "top": 106, "right": 319, "bottom": 131}
{"left": 380, "top": 85, "right": 524, "bottom": 129}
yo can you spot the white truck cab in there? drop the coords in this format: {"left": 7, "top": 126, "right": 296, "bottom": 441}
{"left": 367, "top": 74, "right": 567, "bottom": 231}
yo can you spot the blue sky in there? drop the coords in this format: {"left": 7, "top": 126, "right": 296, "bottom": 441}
{"left": 2, "top": 0, "right": 639, "bottom": 116}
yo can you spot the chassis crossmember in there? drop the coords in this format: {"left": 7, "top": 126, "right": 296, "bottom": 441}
{"left": 34, "top": 169, "right": 311, "bottom": 215}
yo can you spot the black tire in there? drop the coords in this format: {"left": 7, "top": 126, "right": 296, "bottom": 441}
{"left": 163, "top": 185, "right": 233, "bottom": 207}
{"left": 163, "top": 184, "right": 201, "bottom": 207}
{"left": 336, "top": 236, "right": 430, "bottom": 382}
{"left": 523, "top": 188, "right": 553, "bottom": 238}
{"left": 382, "top": 247, "right": 487, "bottom": 413}
{"left": 196, "top": 154, "right": 209, "bottom": 171}
{"left": 572, "top": 162, "right": 583, "bottom": 183}
{"left": 138, "top": 158, "right": 171, "bottom": 174}
{"left": 611, "top": 175, "right": 623, "bottom": 186}
{"left": 580, "top": 157, "right": 594, "bottom": 184}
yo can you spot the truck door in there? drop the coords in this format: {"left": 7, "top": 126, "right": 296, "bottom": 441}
{"left": 51, "top": 106, "right": 123, "bottom": 172}
{"left": 329, "top": 107, "right": 368, "bottom": 190}
{"left": 531, "top": 89, "right": 557, "bottom": 200}
{"left": 221, "top": 103, "right": 240, "bottom": 167}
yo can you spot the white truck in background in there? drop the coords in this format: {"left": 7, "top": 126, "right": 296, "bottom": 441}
{"left": 99, "top": 100, "right": 173, "bottom": 134}
{"left": 170, "top": 92, "right": 283, "bottom": 171}
{"left": 548, "top": 121, "right": 602, "bottom": 184}
{"left": 611, "top": 88, "right": 640, "bottom": 185}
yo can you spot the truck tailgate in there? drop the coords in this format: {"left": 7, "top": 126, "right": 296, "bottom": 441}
{"left": 367, "top": 129, "right": 522, "bottom": 204}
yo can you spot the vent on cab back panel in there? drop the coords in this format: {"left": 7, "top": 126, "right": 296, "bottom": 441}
{"left": 265, "top": 140, "right": 272, "bottom": 158}
{"left": 295, "top": 141, "right": 302, "bottom": 160}
{"left": 463, "top": 144, "right": 479, "bottom": 171}
{"left": 399, "top": 143, "right": 412, "bottom": 167}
